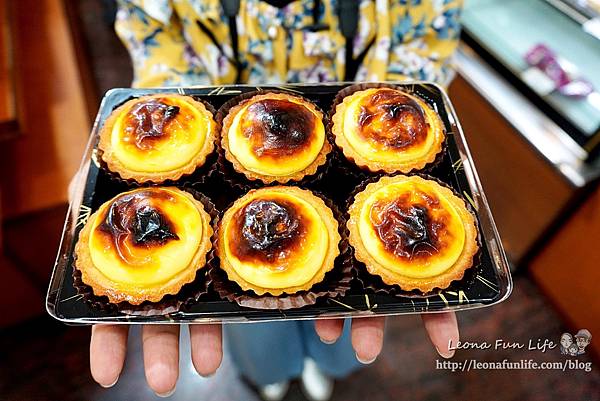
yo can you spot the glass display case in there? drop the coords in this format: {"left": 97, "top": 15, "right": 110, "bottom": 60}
{"left": 545, "top": 0, "right": 600, "bottom": 24}
{"left": 462, "top": 0, "right": 600, "bottom": 160}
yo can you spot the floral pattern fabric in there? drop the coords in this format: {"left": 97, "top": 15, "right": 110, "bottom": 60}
{"left": 115, "top": 0, "right": 462, "bottom": 87}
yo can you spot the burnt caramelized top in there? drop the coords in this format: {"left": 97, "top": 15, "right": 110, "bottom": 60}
{"left": 96, "top": 190, "right": 180, "bottom": 264}
{"left": 238, "top": 98, "right": 318, "bottom": 158}
{"left": 229, "top": 198, "right": 308, "bottom": 267}
{"left": 357, "top": 89, "right": 428, "bottom": 149}
{"left": 370, "top": 190, "right": 452, "bottom": 261}
{"left": 122, "top": 98, "right": 182, "bottom": 150}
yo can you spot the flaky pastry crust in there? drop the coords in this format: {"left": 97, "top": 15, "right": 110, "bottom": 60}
{"left": 347, "top": 175, "right": 478, "bottom": 292}
{"left": 331, "top": 88, "right": 445, "bottom": 173}
{"left": 216, "top": 186, "right": 340, "bottom": 295}
{"left": 74, "top": 189, "right": 213, "bottom": 305}
{"left": 221, "top": 92, "right": 331, "bottom": 184}
{"left": 98, "top": 94, "right": 217, "bottom": 184}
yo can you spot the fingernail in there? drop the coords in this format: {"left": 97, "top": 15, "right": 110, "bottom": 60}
{"left": 199, "top": 372, "right": 216, "bottom": 378}
{"left": 155, "top": 388, "right": 176, "bottom": 398}
{"left": 99, "top": 376, "right": 119, "bottom": 388}
{"left": 320, "top": 337, "right": 336, "bottom": 345}
{"left": 355, "top": 352, "right": 377, "bottom": 364}
{"left": 435, "top": 346, "right": 455, "bottom": 359}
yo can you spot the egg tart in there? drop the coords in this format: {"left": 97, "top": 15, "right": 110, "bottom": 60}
{"left": 74, "top": 187, "right": 213, "bottom": 305}
{"left": 331, "top": 86, "right": 445, "bottom": 173}
{"left": 220, "top": 92, "right": 330, "bottom": 184}
{"left": 98, "top": 94, "right": 217, "bottom": 183}
{"left": 348, "top": 175, "right": 478, "bottom": 292}
{"left": 216, "top": 186, "right": 340, "bottom": 295}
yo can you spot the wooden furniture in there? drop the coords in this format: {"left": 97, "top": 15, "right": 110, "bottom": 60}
{"left": 530, "top": 184, "right": 600, "bottom": 358}
{"left": 449, "top": 69, "right": 599, "bottom": 360}
{"left": 0, "top": 0, "right": 90, "bottom": 326}
{"left": 0, "top": 0, "right": 18, "bottom": 140}
{"left": 449, "top": 75, "right": 575, "bottom": 265}
{"left": 0, "top": 0, "right": 89, "bottom": 218}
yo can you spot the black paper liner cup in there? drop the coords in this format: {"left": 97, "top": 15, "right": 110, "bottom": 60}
{"left": 72, "top": 264, "right": 213, "bottom": 315}
{"left": 345, "top": 173, "right": 482, "bottom": 298}
{"left": 327, "top": 82, "right": 447, "bottom": 177}
{"left": 72, "top": 188, "right": 220, "bottom": 316}
{"left": 97, "top": 150, "right": 218, "bottom": 189}
{"left": 97, "top": 99, "right": 220, "bottom": 188}
{"left": 215, "top": 90, "right": 333, "bottom": 192}
{"left": 208, "top": 191, "right": 354, "bottom": 310}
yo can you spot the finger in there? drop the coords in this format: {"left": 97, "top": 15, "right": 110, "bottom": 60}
{"left": 422, "top": 312, "right": 459, "bottom": 359}
{"left": 142, "top": 325, "right": 180, "bottom": 397}
{"left": 351, "top": 317, "right": 385, "bottom": 364}
{"left": 90, "top": 325, "right": 129, "bottom": 388}
{"left": 314, "top": 319, "right": 344, "bottom": 344}
{"left": 190, "top": 324, "right": 223, "bottom": 377}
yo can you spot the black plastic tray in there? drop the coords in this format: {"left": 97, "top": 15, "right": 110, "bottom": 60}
{"left": 46, "top": 82, "right": 512, "bottom": 324}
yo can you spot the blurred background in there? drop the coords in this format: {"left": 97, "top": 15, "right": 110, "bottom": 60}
{"left": 0, "top": 0, "right": 599, "bottom": 400}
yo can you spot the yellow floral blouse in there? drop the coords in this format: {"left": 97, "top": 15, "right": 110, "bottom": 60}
{"left": 115, "top": 0, "right": 462, "bottom": 87}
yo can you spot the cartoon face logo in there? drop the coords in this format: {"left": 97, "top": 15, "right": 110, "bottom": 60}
{"left": 560, "top": 333, "right": 573, "bottom": 355}
{"left": 560, "top": 329, "right": 591, "bottom": 356}
{"left": 568, "top": 344, "right": 579, "bottom": 356}
{"left": 574, "top": 329, "right": 592, "bottom": 355}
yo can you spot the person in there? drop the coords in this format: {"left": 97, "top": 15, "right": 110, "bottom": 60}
{"left": 568, "top": 344, "right": 579, "bottom": 357}
{"left": 89, "top": 0, "right": 463, "bottom": 399}
{"left": 560, "top": 333, "right": 574, "bottom": 355}
{"left": 574, "top": 329, "right": 592, "bottom": 355}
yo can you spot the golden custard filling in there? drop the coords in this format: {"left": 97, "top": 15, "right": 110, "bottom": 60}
{"left": 341, "top": 88, "right": 437, "bottom": 163}
{"left": 358, "top": 181, "right": 465, "bottom": 279}
{"left": 88, "top": 187, "right": 204, "bottom": 288}
{"left": 111, "top": 96, "right": 213, "bottom": 173}
{"left": 223, "top": 192, "right": 329, "bottom": 289}
{"left": 227, "top": 96, "right": 326, "bottom": 176}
